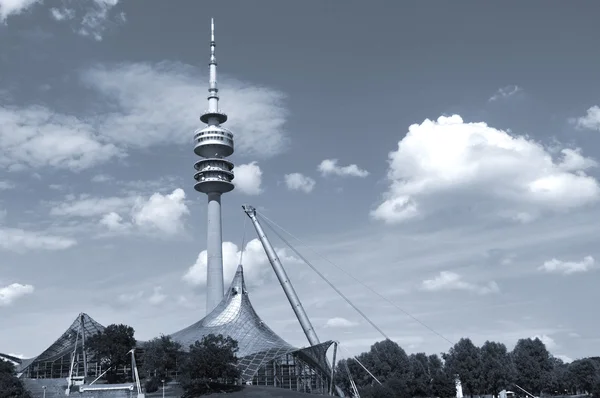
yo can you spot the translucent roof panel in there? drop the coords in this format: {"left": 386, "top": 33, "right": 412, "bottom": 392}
{"left": 294, "top": 340, "right": 335, "bottom": 376}
{"left": 170, "top": 264, "right": 328, "bottom": 380}
{"left": 17, "top": 313, "right": 105, "bottom": 372}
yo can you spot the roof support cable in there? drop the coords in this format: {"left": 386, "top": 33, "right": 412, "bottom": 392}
{"left": 339, "top": 342, "right": 382, "bottom": 386}
{"left": 256, "top": 211, "right": 455, "bottom": 346}
{"left": 343, "top": 357, "right": 362, "bottom": 398}
{"left": 257, "top": 213, "right": 390, "bottom": 341}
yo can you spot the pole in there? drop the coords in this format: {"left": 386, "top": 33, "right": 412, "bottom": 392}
{"left": 162, "top": 379, "right": 165, "bottom": 398}
{"left": 514, "top": 383, "right": 537, "bottom": 398}
{"left": 81, "top": 314, "right": 87, "bottom": 379}
{"left": 329, "top": 341, "right": 338, "bottom": 395}
{"left": 242, "top": 205, "right": 320, "bottom": 346}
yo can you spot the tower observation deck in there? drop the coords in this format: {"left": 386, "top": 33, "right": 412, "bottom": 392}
{"left": 194, "top": 18, "right": 235, "bottom": 314}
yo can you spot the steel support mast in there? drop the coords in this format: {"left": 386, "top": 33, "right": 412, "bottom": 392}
{"left": 242, "top": 205, "right": 320, "bottom": 346}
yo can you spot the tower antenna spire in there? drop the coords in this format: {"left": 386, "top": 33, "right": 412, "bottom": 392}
{"left": 193, "top": 18, "right": 235, "bottom": 315}
{"left": 211, "top": 17, "right": 215, "bottom": 43}
{"left": 207, "top": 17, "right": 219, "bottom": 112}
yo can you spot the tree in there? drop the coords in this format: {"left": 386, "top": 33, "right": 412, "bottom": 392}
{"left": 86, "top": 323, "right": 136, "bottom": 384}
{"left": 359, "top": 383, "right": 397, "bottom": 398}
{"left": 591, "top": 358, "right": 600, "bottom": 398}
{"left": 592, "top": 377, "right": 600, "bottom": 398}
{"left": 386, "top": 376, "right": 412, "bottom": 398}
{"left": 363, "top": 339, "right": 411, "bottom": 385}
{"left": 429, "top": 354, "right": 456, "bottom": 398}
{"left": 410, "top": 353, "right": 432, "bottom": 397}
{"left": 347, "top": 352, "right": 373, "bottom": 388}
{"left": 141, "top": 334, "right": 183, "bottom": 381}
{"left": 480, "top": 341, "right": 514, "bottom": 395}
{"left": 0, "top": 360, "right": 32, "bottom": 398}
{"left": 549, "top": 357, "right": 573, "bottom": 395}
{"left": 444, "top": 338, "right": 482, "bottom": 397}
{"left": 351, "top": 339, "right": 411, "bottom": 398}
{"left": 334, "top": 359, "right": 352, "bottom": 395}
{"left": 336, "top": 340, "right": 412, "bottom": 398}
{"left": 511, "top": 338, "right": 553, "bottom": 395}
{"left": 569, "top": 358, "right": 600, "bottom": 394}
{"left": 178, "top": 333, "right": 240, "bottom": 395}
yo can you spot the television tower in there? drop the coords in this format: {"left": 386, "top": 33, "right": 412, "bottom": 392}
{"left": 193, "top": 18, "right": 235, "bottom": 314}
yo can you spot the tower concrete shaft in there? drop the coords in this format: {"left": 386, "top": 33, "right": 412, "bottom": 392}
{"left": 194, "top": 18, "right": 235, "bottom": 314}
{"left": 206, "top": 192, "right": 224, "bottom": 313}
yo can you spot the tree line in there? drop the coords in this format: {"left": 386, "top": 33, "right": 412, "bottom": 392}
{"left": 336, "top": 337, "right": 600, "bottom": 398}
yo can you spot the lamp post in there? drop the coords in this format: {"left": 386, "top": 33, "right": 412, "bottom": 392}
{"left": 161, "top": 379, "right": 165, "bottom": 398}
{"left": 42, "top": 386, "right": 46, "bottom": 398}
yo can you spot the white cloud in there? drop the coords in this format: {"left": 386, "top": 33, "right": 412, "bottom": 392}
{"left": 324, "top": 317, "right": 359, "bottom": 328}
{"left": 558, "top": 148, "right": 598, "bottom": 171}
{"left": 81, "top": 62, "right": 288, "bottom": 158}
{"left": 0, "top": 228, "right": 76, "bottom": 251}
{"left": 538, "top": 256, "right": 595, "bottom": 275}
{"left": 79, "top": 0, "right": 124, "bottom": 41}
{"left": 50, "top": 6, "right": 74, "bottom": 21}
{"left": 91, "top": 174, "right": 113, "bottom": 183}
{"left": 318, "top": 159, "right": 369, "bottom": 178}
{"left": 48, "top": 0, "right": 124, "bottom": 41}
{"left": 421, "top": 271, "right": 500, "bottom": 295}
{"left": 117, "top": 290, "right": 144, "bottom": 303}
{"left": 50, "top": 189, "right": 189, "bottom": 236}
{"left": 51, "top": 195, "right": 134, "bottom": 218}
{"left": 284, "top": 173, "right": 316, "bottom": 193}
{"left": 176, "top": 295, "right": 197, "bottom": 309}
{"left": 114, "top": 285, "right": 166, "bottom": 307}
{"left": 0, "top": 0, "right": 40, "bottom": 21}
{"left": 533, "top": 334, "right": 557, "bottom": 350}
{"left": 183, "top": 239, "right": 301, "bottom": 287}
{"left": 572, "top": 105, "right": 600, "bottom": 131}
{"left": 372, "top": 115, "right": 600, "bottom": 224}
{"left": 0, "top": 180, "right": 14, "bottom": 190}
{"left": 118, "top": 176, "right": 183, "bottom": 194}
{"left": 568, "top": 332, "right": 581, "bottom": 338}
{"left": 131, "top": 188, "right": 189, "bottom": 235}
{"left": 0, "top": 0, "right": 123, "bottom": 40}
{"left": 555, "top": 354, "right": 573, "bottom": 363}
{"left": 99, "top": 212, "right": 128, "bottom": 232}
{"left": 235, "top": 162, "right": 263, "bottom": 195}
{"left": 0, "top": 105, "right": 123, "bottom": 171}
{"left": 489, "top": 85, "right": 522, "bottom": 102}
{"left": 148, "top": 286, "right": 167, "bottom": 305}
{"left": 0, "top": 283, "right": 34, "bottom": 306}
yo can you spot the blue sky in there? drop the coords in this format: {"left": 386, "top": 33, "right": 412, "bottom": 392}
{"left": 1, "top": 0, "right": 600, "bottom": 365}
